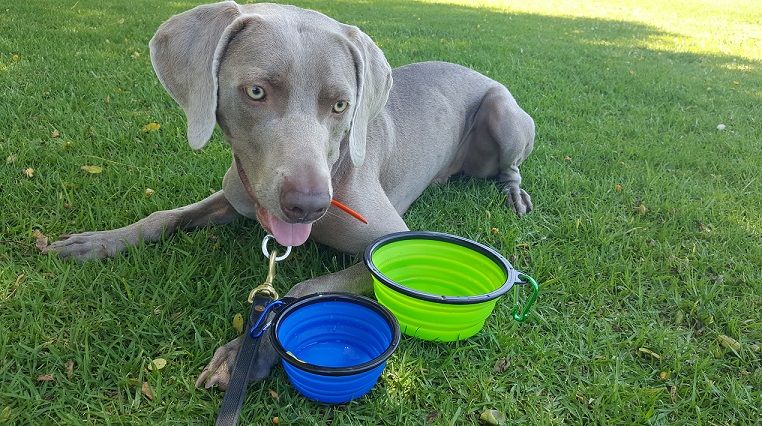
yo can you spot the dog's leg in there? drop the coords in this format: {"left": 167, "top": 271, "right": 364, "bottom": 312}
{"left": 48, "top": 191, "right": 240, "bottom": 261}
{"left": 464, "top": 86, "right": 535, "bottom": 216}
{"left": 196, "top": 191, "right": 408, "bottom": 390}
{"left": 489, "top": 86, "right": 535, "bottom": 216}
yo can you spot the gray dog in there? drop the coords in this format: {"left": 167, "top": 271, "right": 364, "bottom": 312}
{"left": 48, "top": 1, "right": 535, "bottom": 390}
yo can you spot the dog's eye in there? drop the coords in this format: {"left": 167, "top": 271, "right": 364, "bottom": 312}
{"left": 332, "top": 100, "right": 349, "bottom": 113}
{"left": 245, "top": 85, "right": 266, "bottom": 101}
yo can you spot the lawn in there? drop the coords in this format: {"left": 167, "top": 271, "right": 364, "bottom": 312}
{"left": 1, "top": 0, "right": 760, "bottom": 424}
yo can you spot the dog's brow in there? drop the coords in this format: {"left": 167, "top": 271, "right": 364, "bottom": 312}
{"left": 263, "top": 76, "right": 285, "bottom": 89}
{"left": 320, "top": 85, "right": 352, "bottom": 102}
{"left": 240, "top": 68, "right": 287, "bottom": 89}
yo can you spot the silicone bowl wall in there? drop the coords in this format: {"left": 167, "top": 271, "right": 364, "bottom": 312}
{"left": 365, "top": 231, "right": 516, "bottom": 342}
{"left": 272, "top": 293, "right": 400, "bottom": 404}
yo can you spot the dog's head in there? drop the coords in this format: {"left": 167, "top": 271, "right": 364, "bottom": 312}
{"left": 149, "top": 1, "right": 392, "bottom": 246}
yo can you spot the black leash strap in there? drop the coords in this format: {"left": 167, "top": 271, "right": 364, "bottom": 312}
{"left": 214, "top": 236, "right": 289, "bottom": 426}
{"left": 215, "top": 294, "right": 274, "bottom": 426}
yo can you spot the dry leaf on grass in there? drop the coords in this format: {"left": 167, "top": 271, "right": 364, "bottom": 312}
{"left": 268, "top": 389, "right": 279, "bottom": 400}
{"left": 51, "top": 130, "right": 60, "bottom": 138}
{"left": 232, "top": 313, "right": 244, "bottom": 334}
{"left": 493, "top": 357, "right": 510, "bottom": 373}
{"left": 425, "top": 411, "right": 440, "bottom": 423}
{"left": 81, "top": 165, "right": 103, "bottom": 174}
{"left": 148, "top": 358, "right": 167, "bottom": 371}
{"left": 479, "top": 409, "right": 506, "bottom": 425}
{"left": 6, "top": 154, "right": 17, "bottom": 164}
{"left": 615, "top": 184, "right": 623, "bottom": 192}
{"left": 638, "top": 347, "right": 662, "bottom": 360}
{"left": 144, "top": 188, "right": 155, "bottom": 198}
{"left": 717, "top": 334, "right": 741, "bottom": 355}
{"left": 65, "top": 360, "right": 75, "bottom": 379}
{"left": 271, "top": 417, "right": 280, "bottom": 425}
{"left": 8, "top": 274, "right": 25, "bottom": 299}
{"left": 143, "top": 122, "right": 161, "bottom": 132}
{"left": 37, "top": 374, "right": 54, "bottom": 382}
{"left": 32, "top": 230, "right": 48, "bottom": 252}
{"left": 141, "top": 382, "right": 154, "bottom": 400}
{"left": 576, "top": 394, "right": 594, "bottom": 406}
{"left": 23, "top": 168, "right": 34, "bottom": 178}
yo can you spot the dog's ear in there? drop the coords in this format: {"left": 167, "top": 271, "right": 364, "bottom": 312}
{"left": 149, "top": 1, "right": 241, "bottom": 150}
{"left": 345, "top": 28, "right": 393, "bottom": 168}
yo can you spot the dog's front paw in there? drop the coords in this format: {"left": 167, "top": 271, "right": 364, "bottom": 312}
{"left": 196, "top": 336, "right": 241, "bottom": 390}
{"left": 503, "top": 186, "right": 533, "bottom": 216}
{"left": 196, "top": 333, "right": 280, "bottom": 391}
{"left": 47, "top": 230, "right": 126, "bottom": 262}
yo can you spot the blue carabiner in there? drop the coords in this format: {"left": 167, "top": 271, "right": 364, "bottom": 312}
{"left": 248, "top": 300, "right": 285, "bottom": 339}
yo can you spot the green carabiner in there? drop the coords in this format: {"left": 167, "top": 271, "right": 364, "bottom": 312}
{"left": 512, "top": 273, "right": 539, "bottom": 322}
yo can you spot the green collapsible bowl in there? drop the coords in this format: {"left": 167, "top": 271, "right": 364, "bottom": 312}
{"left": 364, "top": 231, "right": 538, "bottom": 342}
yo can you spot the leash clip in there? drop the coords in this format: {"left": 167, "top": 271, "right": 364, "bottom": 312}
{"left": 247, "top": 235, "right": 292, "bottom": 303}
{"left": 248, "top": 248, "right": 280, "bottom": 302}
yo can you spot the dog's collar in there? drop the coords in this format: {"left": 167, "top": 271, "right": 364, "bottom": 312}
{"left": 233, "top": 154, "right": 260, "bottom": 205}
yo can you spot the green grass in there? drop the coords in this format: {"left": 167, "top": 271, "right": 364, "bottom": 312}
{"left": 1, "top": 0, "right": 760, "bottom": 424}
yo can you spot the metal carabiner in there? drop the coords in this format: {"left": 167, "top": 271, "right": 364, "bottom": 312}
{"left": 248, "top": 299, "right": 286, "bottom": 339}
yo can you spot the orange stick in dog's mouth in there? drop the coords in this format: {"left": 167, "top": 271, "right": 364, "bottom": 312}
{"left": 330, "top": 199, "right": 368, "bottom": 224}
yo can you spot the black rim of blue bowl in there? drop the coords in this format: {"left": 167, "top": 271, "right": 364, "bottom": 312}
{"left": 363, "top": 231, "right": 520, "bottom": 305}
{"left": 271, "top": 292, "right": 401, "bottom": 376}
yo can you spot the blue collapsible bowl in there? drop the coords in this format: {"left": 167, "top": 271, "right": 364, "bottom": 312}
{"left": 271, "top": 293, "right": 401, "bottom": 404}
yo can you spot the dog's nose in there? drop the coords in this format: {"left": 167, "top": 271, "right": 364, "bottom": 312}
{"left": 280, "top": 178, "right": 330, "bottom": 223}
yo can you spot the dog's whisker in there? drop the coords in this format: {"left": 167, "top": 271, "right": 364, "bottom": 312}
{"left": 324, "top": 210, "right": 342, "bottom": 220}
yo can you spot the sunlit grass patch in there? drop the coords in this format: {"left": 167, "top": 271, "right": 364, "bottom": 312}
{"left": 421, "top": 0, "right": 762, "bottom": 61}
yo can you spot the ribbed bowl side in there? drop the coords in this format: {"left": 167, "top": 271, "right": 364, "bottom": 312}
{"left": 281, "top": 361, "right": 386, "bottom": 404}
{"left": 370, "top": 239, "right": 507, "bottom": 341}
{"left": 276, "top": 300, "right": 394, "bottom": 403}
{"left": 373, "top": 283, "right": 499, "bottom": 341}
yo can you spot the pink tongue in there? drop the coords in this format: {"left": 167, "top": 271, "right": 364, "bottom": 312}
{"left": 261, "top": 209, "right": 312, "bottom": 246}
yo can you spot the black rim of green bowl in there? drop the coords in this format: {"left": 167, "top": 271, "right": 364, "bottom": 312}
{"left": 363, "top": 231, "right": 521, "bottom": 305}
